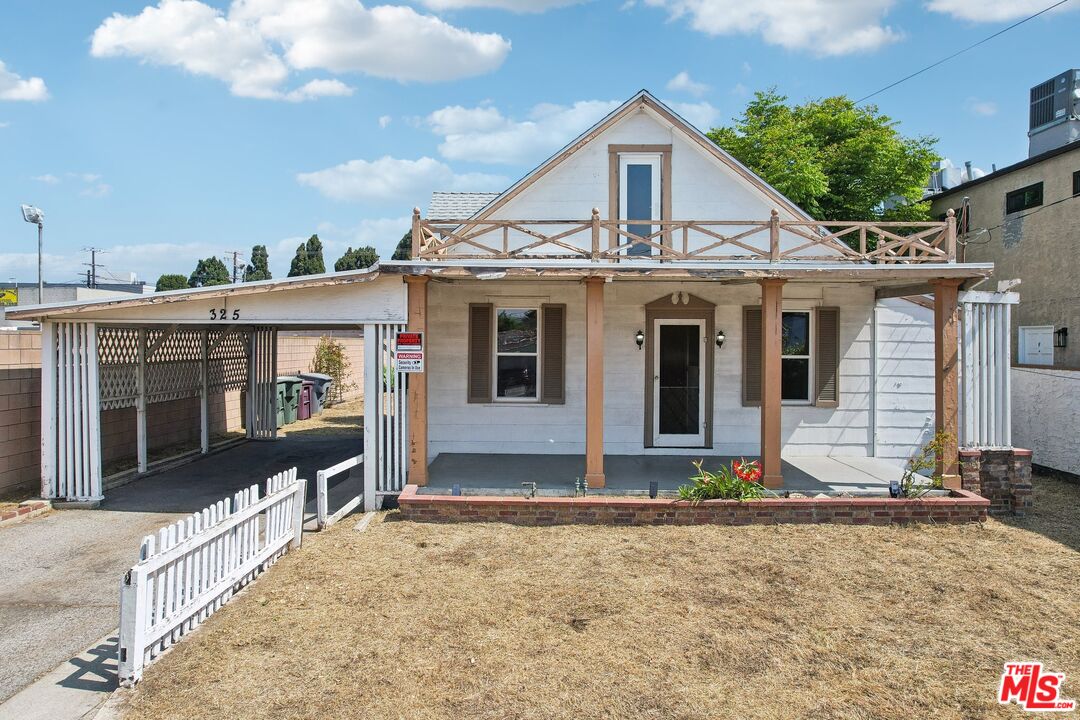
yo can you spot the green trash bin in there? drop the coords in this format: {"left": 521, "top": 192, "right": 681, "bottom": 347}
{"left": 278, "top": 375, "right": 302, "bottom": 425}
{"left": 275, "top": 381, "right": 286, "bottom": 428}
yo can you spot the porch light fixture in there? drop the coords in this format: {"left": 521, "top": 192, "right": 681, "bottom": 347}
{"left": 635, "top": 329, "right": 645, "bottom": 349}
{"left": 716, "top": 330, "right": 726, "bottom": 349}
{"left": 1054, "top": 327, "right": 1068, "bottom": 348}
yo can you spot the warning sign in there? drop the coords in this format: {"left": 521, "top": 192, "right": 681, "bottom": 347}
{"left": 396, "top": 331, "right": 424, "bottom": 373}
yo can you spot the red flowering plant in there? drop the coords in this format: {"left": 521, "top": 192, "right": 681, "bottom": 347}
{"left": 678, "top": 459, "right": 769, "bottom": 502}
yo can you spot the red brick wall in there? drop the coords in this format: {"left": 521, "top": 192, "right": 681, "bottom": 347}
{"left": 0, "top": 331, "right": 41, "bottom": 494}
{"left": 960, "top": 448, "right": 1033, "bottom": 517}
{"left": 397, "top": 485, "right": 990, "bottom": 526}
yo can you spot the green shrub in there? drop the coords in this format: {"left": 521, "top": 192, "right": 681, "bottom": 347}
{"left": 678, "top": 459, "right": 768, "bottom": 502}
{"left": 311, "top": 336, "right": 355, "bottom": 405}
{"left": 899, "top": 432, "right": 950, "bottom": 498}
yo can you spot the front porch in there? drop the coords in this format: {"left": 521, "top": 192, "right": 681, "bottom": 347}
{"left": 423, "top": 453, "right": 906, "bottom": 495}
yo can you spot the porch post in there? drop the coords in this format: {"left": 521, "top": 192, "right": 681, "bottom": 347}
{"left": 932, "top": 278, "right": 962, "bottom": 488}
{"left": 585, "top": 277, "right": 605, "bottom": 488}
{"left": 404, "top": 276, "right": 429, "bottom": 486}
{"left": 759, "top": 279, "right": 785, "bottom": 489}
{"left": 39, "top": 321, "right": 57, "bottom": 499}
{"left": 136, "top": 328, "right": 147, "bottom": 474}
{"left": 200, "top": 329, "right": 209, "bottom": 454}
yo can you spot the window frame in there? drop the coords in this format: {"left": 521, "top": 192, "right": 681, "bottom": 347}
{"left": 492, "top": 305, "right": 542, "bottom": 403}
{"left": 618, "top": 152, "right": 662, "bottom": 256}
{"left": 1004, "top": 182, "right": 1043, "bottom": 215}
{"left": 780, "top": 308, "right": 814, "bottom": 405}
{"left": 1072, "top": 170, "right": 1080, "bottom": 197}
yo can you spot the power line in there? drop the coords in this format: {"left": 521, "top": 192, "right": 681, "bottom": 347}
{"left": 81, "top": 247, "right": 107, "bottom": 288}
{"left": 855, "top": 0, "right": 1073, "bottom": 104}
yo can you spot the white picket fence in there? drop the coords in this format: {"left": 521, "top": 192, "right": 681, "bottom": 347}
{"left": 316, "top": 453, "right": 364, "bottom": 529}
{"left": 117, "top": 469, "right": 307, "bottom": 686}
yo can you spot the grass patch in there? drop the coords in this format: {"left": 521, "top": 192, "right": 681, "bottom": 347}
{"left": 119, "top": 475, "right": 1080, "bottom": 719}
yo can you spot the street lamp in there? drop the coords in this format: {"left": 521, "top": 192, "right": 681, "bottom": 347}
{"left": 20, "top": 205, "right": 44, "bottom": 303}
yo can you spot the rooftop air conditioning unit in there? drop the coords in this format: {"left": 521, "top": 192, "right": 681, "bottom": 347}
{"left": 1028, "top": 69, "right": 1080, "bottom": 157}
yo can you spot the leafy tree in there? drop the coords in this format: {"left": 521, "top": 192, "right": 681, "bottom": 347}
{"left": 155, "top": 273, "right": 189, "bottom": 292}
{"left": 188, "top": 257, "right": 231, "bottom": 287}
{"left": 288, "top": 234, "right": 326, "bottom": 277}
{"left": 334, "top": 246, "right": 379, "bottom": 271}
{"left": 391, "top": 230, "right": 412, "bottom": 261}
{"left": 243, "top": 244, "right": 271, "bottom": 282}
{"left": 707, "top": 89, "right": 939, "bottom": 222}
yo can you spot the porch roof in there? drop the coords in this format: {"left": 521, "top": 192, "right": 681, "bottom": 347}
{"left": 382, "top": 259, "right": 993, "bottom": 287}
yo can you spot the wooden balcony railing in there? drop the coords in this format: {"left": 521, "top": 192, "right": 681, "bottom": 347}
{"left": 410, "top": 208, "right": 957, "bottom": 264}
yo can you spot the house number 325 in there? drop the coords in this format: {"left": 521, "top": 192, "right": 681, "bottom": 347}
{"left": 209, "top": 308, "right": 240, "bottom": 320}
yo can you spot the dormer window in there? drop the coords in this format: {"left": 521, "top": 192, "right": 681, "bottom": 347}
{"left": 619, "top": 153, "right": 661, "bottom": 256}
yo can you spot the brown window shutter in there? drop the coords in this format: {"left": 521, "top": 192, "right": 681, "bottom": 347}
{"left": 468, "top": 303, "right": 492, "bottom": 403}
{"left": 815, "top": 307, "right": 840, "bottom": 408}
{"left": 742, "top": 306, "right": 761, "bottom": 406}
{"left": 540, "top": 304, "right": 566, "bottom": 404}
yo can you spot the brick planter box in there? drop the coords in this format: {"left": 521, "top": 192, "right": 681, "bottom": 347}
{"left": 397, "top": 485, "right": 989, "bottom": 527}
{"left": 0, "top": 500, "right": 50, "bottom": 528}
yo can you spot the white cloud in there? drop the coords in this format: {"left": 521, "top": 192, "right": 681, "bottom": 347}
{"left": 666, "top": 70, "right": 709, "bottom": 97}
{"left": 297, "top": 155, "right": 507, "bottom": 203}
{"left": 91, "top": 0, "right": 508, "bottom": 101}
{"left": 30, "top": 172, "right": 111, "bottom": 197}
{"left": 33, "top": 174, "right": 60, "bottom": 185}
{"left": 926, "top": 0, "right": 1077, "bottom": 22}
{"left": 378, "top": 115, "right": 392, "bottom": 128}
{"left": 417, "top": 0, "right": 585, "bottom": 11}
{"left": 642, "top": 0, "right": 901, "bottom": 55}
{"left": 0, "top": 60, "right": 49, "bottom": 102}
{"left": 80, "top": 183, "right": 113, "bottom": 198}
{"left": 665, "top": 100, "right": 719, "bottom": 129}
{"left": 297, "top": 216, "right": 411, "bottom": 267}
{"left": 231, "top": 0, "right": 510, "bottom": 82}
{"left": 967, "top": 98, "right": 997, "bottom": 117}
{"left": 0, "top": 121, "right": 9, "bottom": 129}
{"left": 429, "top": 99, "right": 620, "bottom": 165}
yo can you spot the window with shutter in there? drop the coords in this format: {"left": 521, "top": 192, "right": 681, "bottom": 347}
{"left": 540, "top": 304, "right": 566, "bottom": 404}
{"left": 467, "top": 303, "right": 492, "bottom": 403}
{"left": 814, "top": 307, "right": 839, "bottom": 408}
{"left": 742, "top": 306, "right": 761, "bottom": 406}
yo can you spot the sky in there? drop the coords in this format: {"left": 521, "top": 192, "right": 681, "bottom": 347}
{"left": 0, "top": 0, "right": 1076, "bottom": 285}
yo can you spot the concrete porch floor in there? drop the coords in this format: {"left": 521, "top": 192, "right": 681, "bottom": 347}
{"left": 423, "top": 453, "right": 907, "bottom": 495}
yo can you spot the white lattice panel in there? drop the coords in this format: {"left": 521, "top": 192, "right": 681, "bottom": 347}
{"left": 98, "top": 327, "right": 140, "bottom": 411}
{"left": 208, "top": 329, "right": 249, "bottom": 393}
{"left": 146, "top": 329, "right": 202, "bottom": 404}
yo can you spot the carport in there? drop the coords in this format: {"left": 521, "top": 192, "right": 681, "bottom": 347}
{"left": 8, "top": 269, "right": 410, "bottom": 511}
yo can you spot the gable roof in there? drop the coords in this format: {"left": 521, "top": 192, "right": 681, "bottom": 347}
{"left": 454, "top": 89, "right": 814, "bottom": 223}
{"left": 428, "top": 192, "right": 501, "bottom": 218}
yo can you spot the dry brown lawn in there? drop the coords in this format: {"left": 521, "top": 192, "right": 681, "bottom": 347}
{"left": 278, "top": 397, "right": 363, "bottom": 437}
{"left": 118, "top": 476, "right": 1080, "bottom": 720}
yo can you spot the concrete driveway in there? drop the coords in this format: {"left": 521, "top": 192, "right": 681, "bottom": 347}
{"left": 0, "top": 433, "right": 361, "bottom": 705}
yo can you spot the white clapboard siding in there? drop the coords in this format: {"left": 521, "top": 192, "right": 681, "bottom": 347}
{"left": 118, "top": 469, "right": 306, "bottom": 686}
{"left": 316, "top": 454, "right": 364, "bottom": 528}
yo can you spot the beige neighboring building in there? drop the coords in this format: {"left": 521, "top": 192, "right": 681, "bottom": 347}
{"left": 931, "top": 141, "right": 1080, "bottom": 369}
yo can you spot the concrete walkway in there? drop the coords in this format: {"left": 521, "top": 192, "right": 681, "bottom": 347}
{"left": 0, "top": 433, "right": 361, "bottom": 711}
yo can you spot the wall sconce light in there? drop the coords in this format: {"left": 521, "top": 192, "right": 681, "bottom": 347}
{"left": 635, "top": 329, "right": 645, "bottom": 349}
{"left": 716, "top": 329, "right": 726, "bottom": 349}
{"left": 1054, "top": 327, "right": 1068, "bottom": 348}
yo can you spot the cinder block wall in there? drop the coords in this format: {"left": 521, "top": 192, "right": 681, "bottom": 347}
{"left": 276, "top": 330, "right": 363, "bottom": 401}
{"left": 0, "top": 331, "right": 42, "bottom": 494}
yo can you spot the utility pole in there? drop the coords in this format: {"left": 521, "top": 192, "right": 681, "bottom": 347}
{"left": 82, "top": 247, "right": 105, "bottom": 288}
{"left": 227, "top": 250, "right": 244, "bottom": 283}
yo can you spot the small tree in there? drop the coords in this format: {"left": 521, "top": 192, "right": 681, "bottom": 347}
{"left": 155, "top": 273, "right": 189, "bottom": 292}
{"left": 334, "top": 245, "right": 379, "bottom": 271}
{"left": 311, "top": 336, "right": 355, "bottom": 405}
{"left": 188, "top": 257, "right": 231, "bottom": 287}
{"left": 243, "top": 244, "right": 271, "bottom": 282}
{"left": 288, "top": 234, "right": 326, "bottom": 277}
{"left": 391, "top": 230, "right": 412, "bottom": 261}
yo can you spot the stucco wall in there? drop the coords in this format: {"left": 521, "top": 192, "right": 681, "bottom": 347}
{"left": 426, "top": 280, "right": 934, "bottom": 462}
{"left": 930, "top": 146, "right": 1080, "bottom": 368}
{"left": 1012, "top": 366, "right": 1080, "bottom": 476}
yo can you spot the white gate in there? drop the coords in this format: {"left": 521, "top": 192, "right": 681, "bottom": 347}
{"left": 959, "top": 290, "right": 1019, "bottom": 449}
{"left": 117, "top": 469, "right": 305, "bottom": 685}
{"left": 247, "top": 326, "right": 278, "bottom": 440}
{"left": 363, "top": 323, "right": 408, "bottom": 508}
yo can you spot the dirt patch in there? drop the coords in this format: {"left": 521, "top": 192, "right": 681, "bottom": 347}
{"left": 277, "top": 398, "right": 363, "bottom": 437}
{"left": 118, "top": 475, "right": 1080, "bottom": 720}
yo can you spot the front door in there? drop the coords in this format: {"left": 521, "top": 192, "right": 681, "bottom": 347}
{"left": 652, "top": 319, "right": 705, "bottom": 447}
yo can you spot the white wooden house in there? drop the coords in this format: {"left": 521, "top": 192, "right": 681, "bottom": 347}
{"left": 11, "top": 90, "right": 1016, "bottom": 503}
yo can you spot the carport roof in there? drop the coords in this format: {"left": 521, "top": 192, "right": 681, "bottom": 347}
{"left": 7, "top": 266, "right": 384, "bottom": 320}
